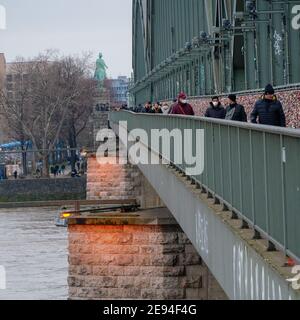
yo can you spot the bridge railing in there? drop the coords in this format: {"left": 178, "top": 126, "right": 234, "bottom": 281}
{"left": 109, "top": 111, "right": 300, "bottom": 262}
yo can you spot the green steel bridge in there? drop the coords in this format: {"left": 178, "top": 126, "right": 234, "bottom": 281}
{"left": 132, "top": 0, "right": 300, "bottom": 104}
{"left": 126, "top": 0, "right": 300, "bottom": 300}
{"left": 110, "top": 110, "right": 300, "bottom": 300}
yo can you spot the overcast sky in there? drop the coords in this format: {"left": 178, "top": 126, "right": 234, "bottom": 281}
{"left": 0, "top": 0, "right": 132, "bottom": 78}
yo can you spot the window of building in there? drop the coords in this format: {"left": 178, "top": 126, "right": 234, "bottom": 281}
{"left": 6, "top": 75, "right": 13, "bottom": 82}
{"left": 6, "top": 83, "right": 13, "bottom": 91}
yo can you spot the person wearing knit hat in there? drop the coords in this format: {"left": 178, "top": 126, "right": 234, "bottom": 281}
{"left": 264, "top": 84, "right": 275, "bottom": 95}
{"left": 171, "top": 92, "right": 195, "bottom": 116}
{"left": 251, "top": 84, "right": 286, "bottom": 127}
{"left": 225, "top": 94, "right": 247, "bottom": 122}
{"left": 228, "top": 94, "right": 237, "bottom": 102}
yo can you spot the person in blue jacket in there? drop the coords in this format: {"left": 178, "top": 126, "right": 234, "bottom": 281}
{"left": 251, "top": 84, "right": 286, "bottom": 127}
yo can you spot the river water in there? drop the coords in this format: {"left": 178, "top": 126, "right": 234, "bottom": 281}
{"left": 0, "top": 208, "right": 68, "bottom": 300}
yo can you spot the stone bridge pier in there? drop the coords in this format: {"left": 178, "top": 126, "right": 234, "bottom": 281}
{"left": 86, "top": 154, "right": 164, "bottom": 209}
{"left": 67, "top": 155, "right": 227, "bottom": 300}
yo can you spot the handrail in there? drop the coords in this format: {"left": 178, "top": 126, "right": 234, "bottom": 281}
{"left": 110, "top": 110, "right": 300, "bottom": 262}
{"left": 118, "top": 110, "right": 300, "bottom": 138}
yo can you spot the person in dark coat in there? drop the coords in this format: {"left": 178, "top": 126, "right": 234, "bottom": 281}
{"left": 135, "top": 104, "right": 143, "bottom": 113}
{"left": 171, "top": 93, "right": 195, "bottom": 116}
{"left": 205, "top": 96, "right": 226, "bottom": 119}
{"left": 251, "top": 84, "right": 286, "bottom": 127}
{"left": 143, "top": 101, "right": 154, "bottom": 113}
{"left": 226, "top": 94, "right": 247, "bottom": 122}
{"left": 153, "top": 102, "right": 163, "bottom": 114}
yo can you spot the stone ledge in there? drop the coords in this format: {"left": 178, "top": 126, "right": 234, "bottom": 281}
{"left": 68, "top": 207, "right": 178, "bottom": 226}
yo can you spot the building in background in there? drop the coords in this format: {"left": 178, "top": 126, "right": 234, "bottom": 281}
{"left": 0, "top": 58, "right": 37, "bottom": 144}
{"left": 132, "top": 0, "right": 300, "bottom": 105}
{"left": 0, "top": 53, "right": 5, "bottom": 89}
{"left": 5, "top": 60, "right": 36, "bottom": 101}
{"left": 0, "top": 53, "right": 7, "bottom": 144}
{"left": 110, "top": 76, "right": 129, "bottom": 107}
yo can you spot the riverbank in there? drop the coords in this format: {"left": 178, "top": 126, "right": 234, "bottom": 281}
{"left": 0, "top": 177, "right": 86, "bottom": 202}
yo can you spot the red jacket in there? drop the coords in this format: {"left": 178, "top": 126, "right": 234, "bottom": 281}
{"left": 171, "top": 103, "right": 195, "bottom": 116}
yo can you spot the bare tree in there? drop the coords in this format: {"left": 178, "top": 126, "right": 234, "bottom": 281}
{"left": 0, "top": 52, "right": 96, "bottom": 177}
{"left": 0, "top": 57, "right": 32, "bottom": 175}
{"left": 58, "top": 55, "right": 97, "bottom": 170}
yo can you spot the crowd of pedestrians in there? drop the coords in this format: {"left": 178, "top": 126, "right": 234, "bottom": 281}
{"left": 132, "top": 84, "right": 289, "bottom": 128}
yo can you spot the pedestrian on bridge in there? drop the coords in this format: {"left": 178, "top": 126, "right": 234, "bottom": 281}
{"left": 171, "top": 93, "right": 195, "bottom": 116}
{"left": 153, "top": 102, "right": 163, "bottom": 114}
{"left": 134, "top": 104, "right": 143, "bottom": 113}
{"left": 143, "top": 101, "right": 154, "bottom": 113}
{"left": 225, "top": 94, "right": 247, "bottom": 122}
{"left": 168, "top": 98, "right": 178, "bottom": 114}
{"left": 161, "top": 103, "right": 171, "bottom": 114}
{"left": 205, "top": 96, "right": 226, "bottom": 119}
{"left": 251, "top": 84, "right": 286, "bottom": 127}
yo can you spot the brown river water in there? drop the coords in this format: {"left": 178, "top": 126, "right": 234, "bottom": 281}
{"left": 0, "top": 207, "right": 68, "bottom": 300}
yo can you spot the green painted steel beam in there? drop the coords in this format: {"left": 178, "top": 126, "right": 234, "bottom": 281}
{"left": 132, "top": 0, "right": 300, "bottom": 105}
